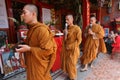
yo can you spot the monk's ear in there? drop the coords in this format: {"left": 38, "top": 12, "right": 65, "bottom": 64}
{"left": 32, "top": 12, "right": 37, "bottom": 16}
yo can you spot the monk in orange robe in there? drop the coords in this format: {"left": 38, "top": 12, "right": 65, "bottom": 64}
{"left": 80, "top": 15, "right": 104, "bottom": 71}
{"left": 61, "top": 14, "right": 82, "bottom": 80}
{"left": 16, "top": 4, "right": 57, "bottom": 80}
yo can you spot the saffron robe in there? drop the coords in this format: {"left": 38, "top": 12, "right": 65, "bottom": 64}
{"left": 25, "top": 22, "right": 57, "bottom": 80}
{"left": 61, "top": 25, "right": 82, "bottom": 79}
{"left": 98, "top": 38, "right": 107, "bottom": 53}
{"left": 98, "top": 28, "right": 107, "bottom": 53}
{"left": 80, "top": 24, "right": 104, "bottom": 65}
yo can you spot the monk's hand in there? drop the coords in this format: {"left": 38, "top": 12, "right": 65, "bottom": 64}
{"left": 88, "top": 29, "right": 94, "bottom": 35}
{"left": 15, "top": 45, "right": 31, "bottom": 53}
{"left": 66, "top": 46, "right": 70, "bottom": 50}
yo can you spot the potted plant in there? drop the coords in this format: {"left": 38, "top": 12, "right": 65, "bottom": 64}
{"left": 8, "top": 17, "right": 27, "bottom": 29}
{"left": 8, "top": 17, "right": 28, "bottom": 41}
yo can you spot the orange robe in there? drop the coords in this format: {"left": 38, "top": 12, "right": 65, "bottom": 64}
{"left": 61, "top": 25, "right": 82, "bottom": 79}
{"left": 98, "top": 27, "right": 107, "bottom": 54}
{"left": 98, "top": 38, "right": 107, "bottom": 53}
{"left": 80, "top": 24, "right": 104, "bottom": 65}
{"left": 25, "top": 22, "right": 57, "bottom": 80}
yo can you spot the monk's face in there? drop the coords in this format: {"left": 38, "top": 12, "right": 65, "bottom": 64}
{"left": 21, "top": 6, "right": 34, "bottom": 24}
{"left": 90, "top": 17, "right": 96, "bottom": 25}
{"left": 65, "top": 16, "right": 73, "bottom": 26}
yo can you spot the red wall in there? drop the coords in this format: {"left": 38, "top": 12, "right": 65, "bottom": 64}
{"left": 100, "top": 0, "right": 120, "bottom": 30}
{"left": 111, "top": 0, "right": 120, "bottom": 20}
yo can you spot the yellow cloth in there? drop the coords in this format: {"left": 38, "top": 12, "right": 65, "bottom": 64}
{"left": 80, "top": 24, "right": 104, "bottom": 65}
{"left": 61, "top": 25, "right": 82, "bottom": 79}
{"left": 25, "top": 22, "right": 57, "bottom": 80}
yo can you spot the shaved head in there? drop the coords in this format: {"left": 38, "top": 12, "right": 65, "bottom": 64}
{"left": 90, "top": 15, "right": 97, "bottom": 24}
{"left": 24, "top": 4, "right": 38, "bottom": 16}
{"left": 21, "top": 4, "right": 38, "bottom": 24}
{"left": 66, "top": 14, "right": 74, "bottom": 21}
{"left": 65, "top": 14, "right": 74, "bottom": 26}
{"left": 90, "top": 16, "right": 96, "bottom": 21}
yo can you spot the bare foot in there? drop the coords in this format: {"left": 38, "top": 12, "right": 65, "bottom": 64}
{"left": 90, "top": 65, "right": 94, "bottom": 68}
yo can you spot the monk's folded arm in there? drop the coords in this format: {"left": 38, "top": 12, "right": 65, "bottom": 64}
{"left": 30, "top": 47, "right": 52, "bottom": 53}
{"left": 93, "top": 26, "right": 104, "bottom": 39}
{"left": 29, "top": 46, "right": 56, "bottom": 76}
{"left": 45, "top": 50, "right": 56, "bottom": 76}
{"left": 29, "top": 26, "right": 54, "bottom": 57}
{"left": 67, "top": 27, "right": 82, "bottom": 49}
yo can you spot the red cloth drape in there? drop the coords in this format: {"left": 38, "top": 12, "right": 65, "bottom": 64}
{"left": 51, "top": 36, "right": 63, "bottom": 72}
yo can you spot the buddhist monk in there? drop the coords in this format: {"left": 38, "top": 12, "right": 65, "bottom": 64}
{"left": 16, "top": 4, "right": 57, "bottom": 80}
{"left": 61, "top": 14, "right": 82, "bottom": 80}
{"left": 80, "top": 15, "right": 104, "bottom": 71}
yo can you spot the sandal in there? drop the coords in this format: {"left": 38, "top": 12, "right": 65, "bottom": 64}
{"left": 80, "top": 68, "right": 88, "bottom": 72}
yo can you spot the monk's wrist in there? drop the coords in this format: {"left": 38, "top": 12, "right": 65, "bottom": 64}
{"left": 92, "top": 32, "right": 95, "bottom": 36}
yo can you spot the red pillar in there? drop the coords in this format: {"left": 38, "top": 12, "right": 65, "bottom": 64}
{"left": 6, "top": 0, "right": 16, "bottom": 43}
{"left": 82, "top": 0, "right": 90, "bottom": 32}
{"left": 82, "top": 0, "right": 90, "bottom": 46}
{"left": 97, "top": 7, "right": 102, "bottom": 22}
